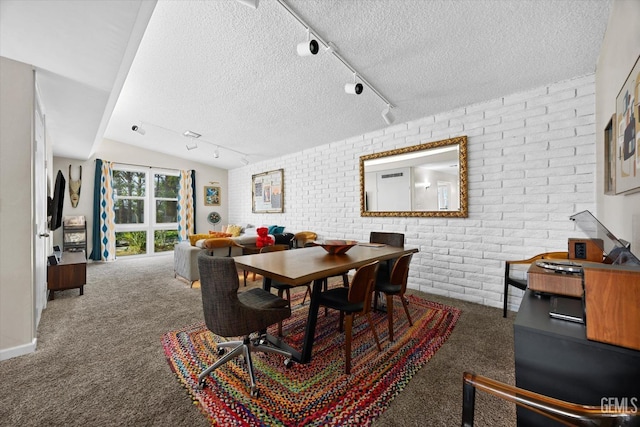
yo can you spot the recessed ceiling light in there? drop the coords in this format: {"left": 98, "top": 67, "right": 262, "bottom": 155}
{"left": 183, "top": 130, "right": 201, "bottom": 138}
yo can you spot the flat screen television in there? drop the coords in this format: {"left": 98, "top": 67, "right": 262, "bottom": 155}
{"left": 48, "top": 170, "right": 65, "bottom": 231}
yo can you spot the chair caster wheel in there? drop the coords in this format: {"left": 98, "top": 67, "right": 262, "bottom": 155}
{"left": 284, "top": 358, "right": 293, "bottom": 368}
{"left": 217, "top": 348, "right": 226, "bottom": 356}
{"left": 250, "top": 387, "right": 259, "bottom": 398}
{"left": 198, "top": 379, "right": 206, "bottom": 390}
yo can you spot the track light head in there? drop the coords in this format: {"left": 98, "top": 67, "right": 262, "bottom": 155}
{"left": 381, "top": 105, "right": 395, "bottom": 125}
{"left": 185, "top": 142, "right": 198, "bottom": 151}
{"left": 297, "top": 39, "right": 319, "bottom": 56}
{"left": 345, "top": 82, "right": 363, "bottom": 95}
{"left": 213, "top": 148, "right": 220, "bottom": 159}
{"left": 240, "top": 157, "right": 249, "bottom": 166}
{"left": 131, "top": 125, "right": 145, "bottom": 135}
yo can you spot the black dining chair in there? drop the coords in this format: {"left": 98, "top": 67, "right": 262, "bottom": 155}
{"left": 317, "top": 260, "right": 382, "bottom": 374}
{"left": 370, "top": 231, "right": 405, "bottom": 282}
{"left": 373, "top": 252, "right": 414, "bottom": 342}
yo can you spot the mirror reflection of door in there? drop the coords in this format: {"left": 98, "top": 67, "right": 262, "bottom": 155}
{"left": 437, "top": 183, "right": 449, "bottom": 210}
{"left": 374, "top": 167, "right": 411, "bottom": 211}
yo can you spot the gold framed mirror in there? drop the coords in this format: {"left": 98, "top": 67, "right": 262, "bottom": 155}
{"left": 360, "top": 136, "right": 468, "bottom": 218}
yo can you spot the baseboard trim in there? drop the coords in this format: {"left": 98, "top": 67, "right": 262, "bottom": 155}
{"left": 0, "top": 338, "right": 37, "bottom": 361}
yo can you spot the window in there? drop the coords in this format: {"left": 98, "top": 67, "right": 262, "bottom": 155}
{"left": 113, "top": 167, "right": 180, "bottom": 257}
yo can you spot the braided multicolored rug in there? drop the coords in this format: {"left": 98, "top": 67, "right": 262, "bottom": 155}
{"left": 162, "top": 293, "right": 461, "bottom": 426}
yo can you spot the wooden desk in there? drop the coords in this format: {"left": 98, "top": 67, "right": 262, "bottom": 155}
{"left": 47, "top": 251, "right": 87, "bottom": 300}
{"left": 234, "top": 244, "right": 418, "bottom": 363}
{"left": 514, "top": 290, "right": 640, "bottom": 426}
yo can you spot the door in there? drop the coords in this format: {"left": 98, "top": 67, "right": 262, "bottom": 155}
{"left": 34, "top": 88, "right": 48, "bottom": 326}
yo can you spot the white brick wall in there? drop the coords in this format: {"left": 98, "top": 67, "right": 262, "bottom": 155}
{"left": 229, "top": 74, "right": 596, "bottom": 312}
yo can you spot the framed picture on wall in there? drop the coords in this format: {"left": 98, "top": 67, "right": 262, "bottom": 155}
{"left": 252, "top": 169, "right": 283, "bottom": 213}
{"left": 614, "top": 55, "right": 640, "bottom": 194}
{"left": 204, "top": 186, "right": 221, "bottom": 206}
{"left": 604, "top": 114, "right": 616, "bottom": 195}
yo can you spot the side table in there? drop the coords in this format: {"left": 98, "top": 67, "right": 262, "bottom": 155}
{"left": 47, "top": 251, "right": 87, "bottom": 300}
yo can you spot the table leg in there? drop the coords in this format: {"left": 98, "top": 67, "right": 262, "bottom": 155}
{"left": 262, "top": 276, "right": 272, "bottom": 292}
{"left": 263, "top": 277, "right": 323, "bottom": 364}
{"left": 300, "top": 278, "right": 324, "bottom": 363}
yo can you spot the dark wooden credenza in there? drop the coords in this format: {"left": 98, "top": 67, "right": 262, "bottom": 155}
{"left": 514, "top": 290, "right": 640, "bottom": 426}
{"left": 47, "top": 250, "right": 86, "bottom": 300}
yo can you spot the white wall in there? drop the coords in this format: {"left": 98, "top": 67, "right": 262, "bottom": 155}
{"left": 230, "top": 74, "right": 597, "bottom": 311}
{"left": 0, "top": 57, "right": 35, "bottom": 358}
{"left": 595, "top": 0, "right": 640, "bottom": 250}
{"left": 52, "top": 139, "right": 229, "bottom": 253}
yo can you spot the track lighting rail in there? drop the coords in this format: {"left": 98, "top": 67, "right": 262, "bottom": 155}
{"left": 276, "top": 0, "right": 395, "bottom": 111}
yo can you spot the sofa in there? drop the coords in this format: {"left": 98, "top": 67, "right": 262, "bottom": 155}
{"left": 173, "top": 224, "right": 293, "bottom": 285}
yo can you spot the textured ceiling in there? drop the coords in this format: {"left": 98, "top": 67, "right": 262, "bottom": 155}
{"left": 1, "top": 0, "right": 611, "bottom": 170}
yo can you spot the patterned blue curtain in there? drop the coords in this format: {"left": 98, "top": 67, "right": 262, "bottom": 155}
{"left": 89, "top": 159, "right": 116, "bottom": 261}
{"left": 177, "top": 170, "right": 195, "bottom": 242}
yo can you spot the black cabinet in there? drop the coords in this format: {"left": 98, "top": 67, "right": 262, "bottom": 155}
{"left": 514, "top": 290, "right": 640, "bottom": 426}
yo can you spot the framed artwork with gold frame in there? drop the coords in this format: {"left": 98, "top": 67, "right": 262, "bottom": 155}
{"left": 204, "top": 186, "right": 221, "bottom": 206}
{"left": 252, "top": 169, "right": 283, "bottom": 213}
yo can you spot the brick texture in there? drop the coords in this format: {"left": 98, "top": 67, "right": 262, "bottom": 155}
{"left": 229, "top": 74, "right": 596, "bottom": 312}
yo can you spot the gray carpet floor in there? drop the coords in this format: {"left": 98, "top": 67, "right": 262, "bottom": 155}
{"left": 0, "top": 253, "right": 516, "bottom": 426}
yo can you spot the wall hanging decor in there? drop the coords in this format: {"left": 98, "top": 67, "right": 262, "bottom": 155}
{"left": 615, "top": 55, "right": 640, "bottom": 194}
{"left": 207, "top": 211, "right": 221, "bottom": 225}
{"left": 204, "top": 186, "right": 221, "bottom": 206}
{"left": 252, "top": 169, "right": 284, "bottom": 213}
{"left": 68, "top": 165, "right": 82, "bottom": 208}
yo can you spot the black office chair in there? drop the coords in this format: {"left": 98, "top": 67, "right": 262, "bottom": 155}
{"left": 373, "top": 252, "right": 414, "bottom": 342}
{"left": 462, "top": 371, "right": 640, "bottom": 426}
{"left": 318, "top": 260, "right": 382, "bottom": 374}
{"left": 503, "top": 251, "right": 568, "bottom": 317}
{"left": 197, "top": 253, "right": 292, "bottom": 398}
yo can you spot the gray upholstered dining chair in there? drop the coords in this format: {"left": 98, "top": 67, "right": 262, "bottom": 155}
{"left": 197, "top": 253, "right": 292, "bottom": 398}
{"left": 373, "top": 252, "right": 414, "bottom": 342}
{"left": 317, "top": 260, "right": 382, "bottom": 374}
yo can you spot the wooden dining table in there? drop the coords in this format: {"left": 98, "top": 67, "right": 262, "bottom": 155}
{"left": 233, "top": 243, "right": 419, "bottom": 364}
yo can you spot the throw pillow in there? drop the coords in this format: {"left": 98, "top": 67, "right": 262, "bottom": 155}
{"left": 267, "top": 225, "right": 278, "bottom": 234}
{"left": 188, "top": 233, "right": 211, "bottom": 246}
{"left": 208, "top": 231, "right": 232, "bottom": 238}
{"left": 273, "top": 226, "right": 286, "bottom": 234}
{"left": 226, "top": 224, "right": 243, "bottom": 237}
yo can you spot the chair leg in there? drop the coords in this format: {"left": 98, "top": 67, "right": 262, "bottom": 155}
{"left": 342, "top": 274, "right": 349, "bottom": 287}
{"left": 386, "top": 293, "right": 395, "bottom": 342}
{"left": 301, "top": 285, "right": 311, "bottom": 305}
{"left": 373, "top": 290, "right": 380, "bottom": 312}
{"left": 198, "top": 341, "right": 245, "bottom": 384}
{"left": 503, "top": 280, "right": 509, "bottom": 318}
{"left": 277, "top": 288, "right": 290, "bottom": 337}
{"left": 344, "top": 313, "right": 353, "bottom": 374}
{"left": 365, "top": 312, "right": 382, "bottom": 352}
{"left": 400, "top": 293, "right": 413, "bottom": 327}
{"left": 243, "top": 342, "right": 257, "bottom": 388}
